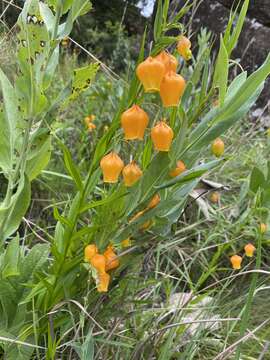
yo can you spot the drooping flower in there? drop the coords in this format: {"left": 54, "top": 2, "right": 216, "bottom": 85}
{"left": 169, "top": 160, "right": 186, "bottom": 178}
{"left": 151, "top": 121, "right": 174, "bottom": 151}
{"left": 136, "top": 56, "right": 166, "bottom": 92}
{"left": 211, "top": 138, "right": 224, "bottom": 157}
{"left": 177, "top": 36, "right": 192, "bottom": 61}
{"left": 244, "top": 243, "right": 256, "bottom": 257}
{"left": 160, "top": 71, "right": 186, "bottom": 107}
{"left": 155, "top": 51, "right": 178, "bottom": 74}
{"left": 100, "top": 152, "right": 124, "bottom": 183}
{"left": 121, "top": 105, "right": 149, "bottom": 140}
{"left": 230, "top": 255, "right": 242, "bottom": 270}
{"left": 122, "top": 161, "right": 143, "bottom": 187}
{"left": 84, "top": 244, "right": 98, "bottom": 262}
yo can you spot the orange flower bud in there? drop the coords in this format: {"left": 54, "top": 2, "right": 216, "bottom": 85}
{"left": 211, "top": 138, "right": 224, "bottom": 157}
{"left": 136, "top": 56, "right": 166, "bottom": 92}
{"left": 151, "top": 121, "right": 174, "bottom": 151}
{"left": 160, "top": 71, "right": 186, "bottom": 107}
{"left": 97, "top": 272, "right": 110, "bottom": 292}
{"left": 121, "top": 105, "right": 149, "bottom": 140}
{"left": 169, "top": 160, "right": 186, "bottom": 178}
{"left": 155, "top": 51, "right": 178, "bottom": 74}
{"left": 100, "top": 152, "right": 124, "bottom": 183}
{"left": 122, "top": 161, "right": 143, "bottom": 187}
{"left": 177, "top": 36, "right": 192, "bottom": 61}
{"left": 84, "top": 244, "right": 98, "bottom": 262}
{"left": 90, "top": 254, "right": 106, "bottom": 274}
{"left": 147, "top": 193, "right": 160, "bottom": 209}
{"left": 244, "top": 243, "right": 256, "bottom": 257}
{"left": 121, "top": 238, "right": 131, "bottom": 248}
{"left": 259, "top": 223, "right": 267, "bottom": 234}
{"left": 230, "top": 255, "right": 242, "bottom": 270}
{"left": 104, "top": 247, "right": 119, "bottom": 271}
{"left": 210, "top": 191, "right": 220, "bottom": 204}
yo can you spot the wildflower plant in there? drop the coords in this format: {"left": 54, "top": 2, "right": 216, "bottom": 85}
{"left": 0, "top": 0, "right": 270, "bottom": 357}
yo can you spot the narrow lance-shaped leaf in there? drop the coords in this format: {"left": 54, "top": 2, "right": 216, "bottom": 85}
{"left": 213, "top": 35, "right": 229, "bottom": 106}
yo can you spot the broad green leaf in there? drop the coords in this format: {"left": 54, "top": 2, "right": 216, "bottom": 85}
{"left": 39, "top": 2, "right": 55, "bottom": 34}
{"left": 0, "top": 175, "right": 31, "bottom": 241}
{"left": 21, "top": 243, "right": 50, "bottom": 281}
{"left": 26, "top": 132, "right": 51, "bottom": 180}
{"left": 2, "top": 236, "right": 20, "bottom": 278}
{"left": 61, "top": 0, "right": 92, "bottom": 36}
{"left": 0, "top": 69, "right": 21, "bottom": 173}
{"left": 16, "top": 0, "right": 50, "bottom": 115}
{"left": 68, "top": 63, "right": 99, "bottom": 102}
{"left": 213, "top": 36, "right": 229, "bottom": 105}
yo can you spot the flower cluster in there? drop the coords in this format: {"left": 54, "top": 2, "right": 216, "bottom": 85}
{"left": 230, "top": 223, "right": 267, "bottom": 269}
{"left": 84, "top": 244, "right": 119, "bottom": 292}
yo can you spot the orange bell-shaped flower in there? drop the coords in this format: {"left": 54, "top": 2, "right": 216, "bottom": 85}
{"left": 177, "top": 36, "right": 192, "bottom": 61}
{"left": 122, "top": 161, "right": 143, "bottom": 187}
{"left": 121, "top": 105, "right": 149, "bottom": 140}
{"left": 90, "top": 254, "right": 106, "bottom": 274}
{"left": 169, "top": 160, "right": 186, "bottom": 178}
{"left": 244, "top": 243, "right": 256, "bottom": 257}
{"left": 230, "top": 255, "right": 242, "bottom": 270}
{"left": 155, "top": 51, "right": 178, "bottom": 74}
{"left": 211, "top": 138, "right": 224, "bottom": 157}
{"left": 100, "top": 152, "right": 124, "bottom": 183}
{"left": 147, "top": 193, "right": 160, "bottom": 209}
{"left": 84, "top": 244, "right": 98, "bottom": 262}
{"left": 104, "top": 246, "right": 120, "bottom": 271}
{"left": 136, "top": 56, "right": 166, "bottom": 92}
{"left": 160, "top": 71, "right": 186, "bottom": 107}
{"left": 97, "top": 272, "right": 110, "bottom": 292}
{"left": 151, "top": 121, "right": 174, "bottom": 151}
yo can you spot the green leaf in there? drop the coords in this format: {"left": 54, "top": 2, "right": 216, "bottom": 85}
{"left": 58, "top": 140, "right": 83, "bottom": 192}
{"left": 155, "top": 160, "right": 222, "bottom": 190}
{"left": 0, "top": 175, "right": 31, "bottom": 241}
{"left": 26, "top": 132, "right": 51, "bottom": 180}
{"left": 213, "top": 36, "right": 229, "bottom": 106}
{"left": 61, "top": 0, "right": 92, "bottom": 36}
{"left": 68, "top": 63, "right": 99, "bottom": 102}
{"left": 2, "top": 236, "right": 20, "bottom": 278}
{"left": 154, "top": 0, "right": 163, "bottom": 41}
{"left": 190, "top": 54, "right": 270, "bottom": 151}
{"left": 0, "top": 69, "right": 21, "bottom": 173}
{"left": 250, "top": 167, "right": 266, "bottom": 193}
{"left": 72, "top": 333, "right": 94, "bottom": 360}
{"left": 225, "top": 0, "right": 249, "bottom": 56}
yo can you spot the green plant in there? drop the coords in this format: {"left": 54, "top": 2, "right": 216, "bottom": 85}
{"left": 1, "top": 0, "right": 270, "bottom": 358}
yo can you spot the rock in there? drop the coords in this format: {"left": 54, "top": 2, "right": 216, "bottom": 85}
{"left": 218, "top": 0, "right": 270, "bottom": 26}
{"left": 168, "top": 292, "right": 221, "bottom": 335}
